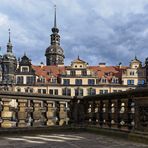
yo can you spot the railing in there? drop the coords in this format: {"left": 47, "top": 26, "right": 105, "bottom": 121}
{"left": 72, "top": 88, "right": 148, "bottom": 132}
{"left": 0, "top": 88, "right": 148, "bottom": 133}
{"left": 0, "top": 91, "right": 72, "bottom": 128}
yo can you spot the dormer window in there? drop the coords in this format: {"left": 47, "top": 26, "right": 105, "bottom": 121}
{"left": 37, "top": 77, "right": 45, "bottom": 83}
{"left": 21, "top": 66, "right": 29, "bottom": 72}
{"left": 51, "top": 77, "right": 57, "bottom": 84}
{"left": 112, "top": 78, "right": 118, "bottom": 84}
{"left": 130, "top": 71, "right": 134, "bottom": 76}
{"left": 101, "top": 78, "right": 107, "bottom": 83}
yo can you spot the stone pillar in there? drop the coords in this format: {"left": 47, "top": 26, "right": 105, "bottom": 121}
{"left": 33, "top": 100, "right": 41, "bottom": 127}
{"left": 1, "top": 98, "right": 15, "bottom": 128}
{"left": 17, "top": 100, "right": 27, "bottom": 127}
{"left": 59, "top": 101, "right": 68, "bottom": 126}
{"left": 46, "top": 101, "right": 56, "bottom": 126}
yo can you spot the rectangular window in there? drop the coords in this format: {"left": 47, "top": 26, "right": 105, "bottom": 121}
{"left": 26, "top": 76, "right": 35, "bottom": 84}
{"left": 63, "top": 79, "right": 70, "bottom": 85}
{"left": 51, "top": 78, "right": 57, "bottom": 84}
{"left": 88, "top": 88, "right": 96, "bottom": 95}
{"left": 70, "top": 70, "right": 76, "bottom": 76}
{"left": 101, "top": 79, "right": 107, "bottom": 83}
{"left": 100, "top": 90, "right": 108, "bottom": 94}
{"left": 91, "top": 89, "right": 96, "bottom": 95}
{"left": 38, "top": 89, "right": 42, "bottom": 94}
{"left": 42, "top": 89, "right": 46, "bottom": 94}
{"left": 112, "top": 79, "right": 118, "bottom": 84}
{"left": 55, "top": 89, "right": 58, "bottom": 95}
{"left": 22, "top": 67, "right": 29, "bottom": 72}
{"left": 37, "top": 77, "right": 45, "bottom": 83}
{"left": 88, "top": 79, "right": 95, "bottom": 85}
{"left": 75, "top": 79, "right": 82, "bottom": 85}
{"left": 100, "top": 90, "right": 103, "bottom": 94}
{"left": 82, "top": 70, "right": 87, "bottom": 76}
{"left": 17, "top": 76, "right": 24, "bottom": 84}
{"left": 49, "top": 89, "right": 54, "bottom": 95}
{"left": 104, "top": 90, "right": 108, "bottom": 94}
{"left": 138, "top": 80, "right": 145, "bottom": 85}
{"left": 75, "top": 88, "right": 83, "bottom": 96}
{"left": 130, "top": 71, "right": 134, "bottom": 75}
{"left": 62, "top": 88, "right": 71, "bottom": 96}
{"left": 127, "top": 80, "right": 134, "bottom": 85}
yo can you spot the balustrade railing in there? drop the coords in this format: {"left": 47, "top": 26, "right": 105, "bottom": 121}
{"left": 0, "top": 92, "right": 71, "bottom": 128}
{"left": 0, "top": 88, "right": 148, "bottom": 133}
{"left": 72, "top": 88, "right": 148, "bottom": 132}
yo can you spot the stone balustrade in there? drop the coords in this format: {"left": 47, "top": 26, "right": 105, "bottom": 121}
{"left": 0, "top": 88, "right": 148, "bottom": 132}
{"left": 72, "top": 88, "right": 148, "bottom": 132}
{"left": 0, "top": 92, "right": 72, "bottom": 128}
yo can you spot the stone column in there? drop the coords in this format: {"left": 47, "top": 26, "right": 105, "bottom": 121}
{"left": 1, "top": 98, "right": 15, "bottom": 128}
{"left": 33, "top": 100, "right": 41, "bottom": 127}
{"left": 59, "top": 101, "right": 68, "bottom": 126}
{"left": 17, "top": 99, "right": 27, "bottom": 127}
{"left": 46, "top": 101, "right": 56, "bottom": 126}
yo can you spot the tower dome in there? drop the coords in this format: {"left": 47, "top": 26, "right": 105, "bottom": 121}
{"left": 45, "top": 5, "right": 65, "bottom": 66}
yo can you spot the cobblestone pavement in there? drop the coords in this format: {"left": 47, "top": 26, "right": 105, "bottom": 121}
{"left": 0, "top": 132, "right": 147, "bottom": 148}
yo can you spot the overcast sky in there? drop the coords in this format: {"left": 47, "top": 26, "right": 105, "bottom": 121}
{"left": 0, "top": 0, "right": 148, "bottom": 66}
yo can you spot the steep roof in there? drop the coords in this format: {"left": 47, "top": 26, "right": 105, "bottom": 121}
{"left": 31, "top": 64, "right": 127, "bottom": 82}
{"left": 32, "top": 65, "right": 66, "bottom": 81}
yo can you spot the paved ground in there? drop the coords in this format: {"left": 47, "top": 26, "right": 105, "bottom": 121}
{"left": 0, "top": 132, "right": 147, "bottom": 148}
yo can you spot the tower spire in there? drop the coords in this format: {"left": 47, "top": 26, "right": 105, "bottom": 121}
{"left": 54, "top": 5, "right": 57, "bottom": 28}
{"left": 52, "top": 5, "right": 59, "bottom": 34}
{"left": 7, "top": 28, "right": 13, "bottom": 53}
{"left": 8, "top": 28, "right": 11, "bottom": 43}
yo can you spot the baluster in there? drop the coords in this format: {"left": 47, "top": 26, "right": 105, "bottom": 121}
{"left": 117, "top": 99, "right": 121, "bottom": 129}
{"left": 119, "top": 99, "right": 128, "bottom": 130}
{"left": 128, "top": 99, "right": 135, "bottom": 130}
{"left": 59, "top": 101, "right": 68, "bottom": 126}
{"left": 88, "top": 101, "right": 93, "bottom": 124}
{"left": 40, "top": 101, "right": 47, "bottom": 126}
{"left": 108, "top": 100, "right": 111, "bottom": 128}
{"left": 1, "top": 98, "right": 14, "bottom": 128}
{"left": 0, "top": 100, "right": 2, "bottom": 127}
{"left": 99, "top": 100, "right": 103, "bottom": 127}
{"left": 46, "top": 101, "right": 56, "bottom": 126}
{"left": 17, "top": 99, "right": 27, "bottom": 127}
{"left": 94, "top": 101, "right": 99, "bottom": 126}
{"left": 33, "top": 100, "right": 42, "bottom": 127}
{"left": 103, "top": 100, "right": 108, "bottom": 128}
{"left": 110, "top": 100, "right": 117, "bottom": 129}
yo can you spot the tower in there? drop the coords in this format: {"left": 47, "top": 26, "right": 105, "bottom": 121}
{"left": 45, "top": 5, "right": 65, "bottom": 66}
{"left": 2, "top": 29, "right": 17, "bottom": 85}
{"left": 145, "top": 57, "right": 148, "bottom": 84}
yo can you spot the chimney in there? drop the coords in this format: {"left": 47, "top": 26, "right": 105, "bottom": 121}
{"left": 119, "top": 62, "right": 122, "bottom": 68}
{"left": 40, "top": 62, "right": 44, "bottom": 68}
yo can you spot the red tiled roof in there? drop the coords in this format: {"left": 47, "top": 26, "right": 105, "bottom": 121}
{"left": 32, "top": 65, "right": 66, "bottom": 80}
{"left": 88, "top": 66, "right": 127, "bottom": 80}
{"left": 31, "top": 65, "right": 128, "bottom": 81}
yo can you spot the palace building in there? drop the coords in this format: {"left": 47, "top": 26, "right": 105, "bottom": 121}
{"left": 0, "top": 7, "right": 147, "bottom": 96}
